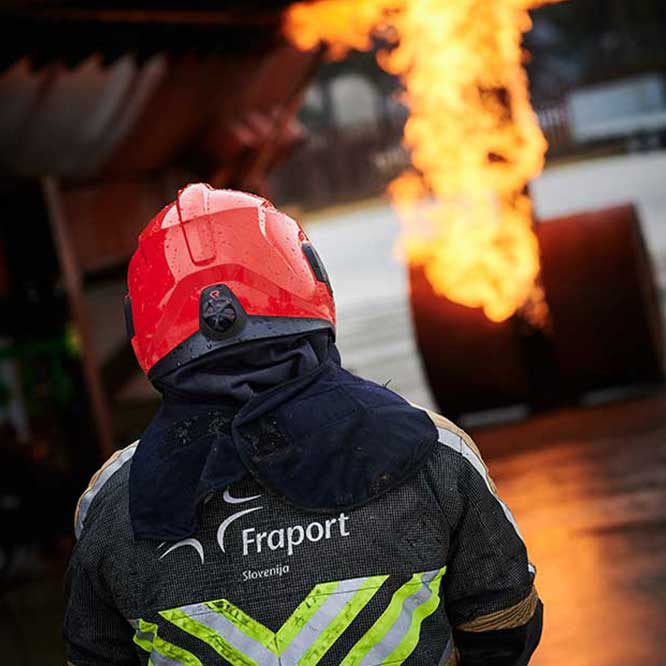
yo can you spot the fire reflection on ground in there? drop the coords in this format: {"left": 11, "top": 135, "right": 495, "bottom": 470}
{"left": 474, "top": 394, "right": 666, "bottom": 665}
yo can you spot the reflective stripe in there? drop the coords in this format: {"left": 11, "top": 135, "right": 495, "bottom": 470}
{"left": 289, "top": 577, "right": 388, "bottom": 665}
{"left": 275, "top": 580, "right": 338, "bottom": 653}
{"left": 341, "top": 568, "right": 446, "bottom": 666}
{"left": 437, "top": 426, "right": 521, "bottom": 536}
{"left": 380, "top": 570, "right": 445, "bottom": 664}
{"left": 161, "top": 575, "right": 388, "bottom": 666}
{"left": 133, "top": 622, "right": 154, "bottom": 653}
{"left": 132, "top": 618, "right": 202, "bottom": 666}
{"left": 437, "top": 635, "right": 455, "bottom": 666}
{"left": 436, "top": 427, "right": 535, "bottom": 576}
{"left": 165, "top": 605, "right": 275, "bottom": 666}
{"left": 74, "top": 441, "right": 138, "bottom": 538}
{"left": 149, "top": 650, "right": 186, "bottom": 666}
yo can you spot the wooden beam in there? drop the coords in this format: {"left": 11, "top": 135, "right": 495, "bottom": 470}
{"left": 239, "top": 46, "right": 325, "bottom": 193}
{"left": 42, "top": 176, "right": 115, "bottom": 460}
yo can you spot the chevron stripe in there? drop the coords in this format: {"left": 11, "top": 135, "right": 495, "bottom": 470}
{"left": 132, "top": 618, "right": 202, "bottom": 666}
{"left": 161, "top": 575, "right": 388, "bottom": 666}
{"left": 139, "top": 570, "right": 446, "bottom": 666}
{"left": 340, "top": 568, "right": 447, "bottom": 666}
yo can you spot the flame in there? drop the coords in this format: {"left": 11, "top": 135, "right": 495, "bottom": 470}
{"left": 285, "top": 0, "right": 562, "bottom": 323}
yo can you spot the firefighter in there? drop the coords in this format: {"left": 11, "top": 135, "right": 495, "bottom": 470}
{"left": 64, "top": 184, "right": 542, "bottom": 666}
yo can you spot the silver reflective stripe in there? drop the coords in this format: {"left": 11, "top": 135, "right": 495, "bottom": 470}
{"left": 149, "top": 650, "right": 187, "bottom": 666}
{"left": 135, "top": 628, "right": 152, "bottom": 642}
{"left": 131, "top": 619, "right": 153, "bottom": 649}
{"left": 280, "top": 576, "right": 371, "bottom": 663}
{"left": 132, "top": 620, "right": 195, "bottom": 666}
{"left": 135, "top": 627, "right": 182, "bottom": 666}
{"left": 75, "top": 441, "right": 138, "bottom": 538}
{"left": 180, "top": 603, "right": 279, "bottom": 665}
{"left": 437, "top": 635, "right": 455, "bottom": 666}
{"left": 437, "top": 427, "right": 535, "bottom": 576}
{"left": 358, "top": 570, "right": 439, "bottom": 665}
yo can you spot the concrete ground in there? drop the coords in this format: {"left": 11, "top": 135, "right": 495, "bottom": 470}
{"left": 2, "top": 151, "right": 665, "bottom": 665}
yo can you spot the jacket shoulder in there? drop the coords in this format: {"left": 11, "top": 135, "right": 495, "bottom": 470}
{"left": 422, "top": 408, "right": 483, "bottom": 458}
{"left": 74, "top": 441, "right": 138, "bottom": 539}
{"left": 416, "top": 405, "right": 501, "bottom": 495}
{"left": 417, "top": 405, "right": 488, "bottom": 462}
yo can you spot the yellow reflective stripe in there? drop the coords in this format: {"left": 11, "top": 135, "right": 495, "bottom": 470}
{"left": 341, "top": 568, "right": 446, "bottom": 666}
{"left": 339, "top": 574, "right": 422, "bottom": 666}
{"left": 296, "top": 577, "right": 387, "bottom": 666}
{"left": 155, "top": 570, "right": 443, "bottom": 666}
{"left": 161, "top": 576, "right": 387, "bottom": 665}
{"left": 206, "top": 598, "right": 278, "bottom": 653}
{"left": 133, "top": 618, "right": 202, "bottom": 666}
{"left": 382, "top": 569, "right": 446, "bottom": 664}
{"left": 196, "top": 580, "right": 343, "bottom": 655}
{"left": 160, "top": 608, "right": 260, "bottom": 666}
{"left": 133, "top": 624, "right": 154, "bottom": 653}
{"left": 276, "top": 580, "right": 340, "bottom": 652}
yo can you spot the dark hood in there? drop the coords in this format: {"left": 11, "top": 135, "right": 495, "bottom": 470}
{"left": 153, "top": 330, "right": 334, "bottom": 405}
{"left": 129, "top": 331, "right": 437, "bottom": 541}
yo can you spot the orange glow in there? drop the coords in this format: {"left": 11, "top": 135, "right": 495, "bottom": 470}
{"left": 285, "top": 0, "right": 562, "bottom": 323}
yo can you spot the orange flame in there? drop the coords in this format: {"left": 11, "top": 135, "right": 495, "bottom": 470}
{"left": 285, "top": 0, "right": 562, "bottom": 323}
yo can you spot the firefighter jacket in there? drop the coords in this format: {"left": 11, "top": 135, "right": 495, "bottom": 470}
{"left": 64, "top": 347, "right": 542, "bottom": 666}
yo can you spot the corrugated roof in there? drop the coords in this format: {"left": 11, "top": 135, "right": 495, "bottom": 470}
{"left": 0, "top": 44, "right": 317, "bottom": 181}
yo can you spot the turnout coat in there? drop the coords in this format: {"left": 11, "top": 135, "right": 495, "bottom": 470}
{"left": 64, "top": 409, "right": 542, "bottom": 666}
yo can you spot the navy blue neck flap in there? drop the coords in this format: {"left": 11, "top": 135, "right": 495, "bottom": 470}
{"left": 129, "top": 334, "right": 437, "bottom": 541}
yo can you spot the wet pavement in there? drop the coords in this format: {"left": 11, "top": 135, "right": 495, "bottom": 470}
{"left": 473, "top": 394, "right": 666, "bottom": 666}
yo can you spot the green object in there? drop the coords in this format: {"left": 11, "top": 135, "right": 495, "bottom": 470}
{"left": 0, "top": 335, "right": 75, "bottom": 410}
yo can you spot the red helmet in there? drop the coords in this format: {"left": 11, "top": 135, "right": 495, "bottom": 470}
{"left": 125, "top": 184, "right": 335, "bottom": 379}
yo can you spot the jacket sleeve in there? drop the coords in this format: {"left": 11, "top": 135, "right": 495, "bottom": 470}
{"left": 63, "top": 538, "right": 139, "bottom": 665}
{"left": 441, "top": 426, "right": 542, "bottom": 666}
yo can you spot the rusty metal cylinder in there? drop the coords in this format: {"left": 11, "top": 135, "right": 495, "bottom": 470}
{"left": 538, "top": 204, "right": 664, "bottom": 394}
{"left": 410, "top": 204, "right": 665, "bottom": 416}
